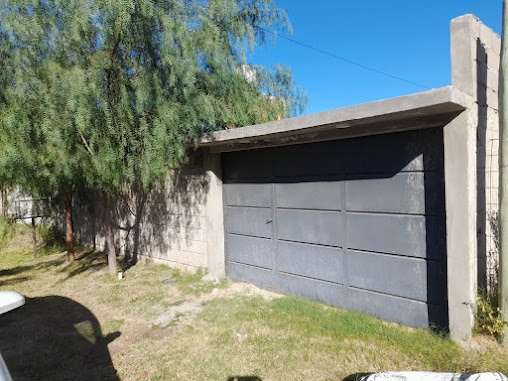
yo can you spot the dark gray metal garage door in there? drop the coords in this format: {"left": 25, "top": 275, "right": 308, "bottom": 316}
{"left": 223, "top": 128, "right": 447, "bottom": 329}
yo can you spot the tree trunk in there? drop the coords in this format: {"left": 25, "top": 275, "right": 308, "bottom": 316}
{"left": 1, "top": 188, "right": 7, "bottom": 217}
{"left": 32, "top": 217, "right": 37, "bottom": 258}
{"left": 104, "top": 192, "right": 117, "bottom": 277}
{"left": 65, "top": 190, "right": 75, "bottom": 261}
{"left": 500, "top": 0, "right": 508, "bottom": 346}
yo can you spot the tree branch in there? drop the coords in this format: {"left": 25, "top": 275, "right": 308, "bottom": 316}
{"left": 78, "top": 131, "right": 95, "bottom": 156}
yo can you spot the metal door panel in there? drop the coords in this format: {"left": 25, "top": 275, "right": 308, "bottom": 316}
{"left": 347, "top": 250, "right": 428, "bottom": 302}
{"left": 278, "top": 241, "right": 344, "bottom": 284}
{"left": 347, "top": 213, "right": 427, "bottom": 257}
{"left": 347, "top": 287, "right": 430, "bottom": 328}
{"left": 277, "top": 209, "right": 342, "bottom": 247}
{"left": 227, "top": 235, "right": 274, "bottom": 269}
{"left": 276, "top": 182, "right": 342, "bottom": 210}
{"left": 225, "top": 207, "right": 272, "bottom": 239}
{"left": 278, "top": 273, "right": 346, "bottom": 307}
{"left": 224, "top": 183, "right": 272, "bottom": 207}
{"left": 227, "top": 262, "right": 274, "bottom": 289}
{"left": 347, "top": 173, "right": 425, "bottom": 214}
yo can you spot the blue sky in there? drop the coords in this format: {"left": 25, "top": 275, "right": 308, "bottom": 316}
{"left": 250, "top": 1, "right": 503, "bottom": 116}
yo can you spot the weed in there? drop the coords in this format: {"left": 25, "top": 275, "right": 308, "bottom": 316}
{"left": 475, "top": 290, "right": 508, "bottom": 340}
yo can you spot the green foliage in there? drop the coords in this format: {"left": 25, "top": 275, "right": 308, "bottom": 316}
{"left": 38, "top": 225, "right": 66, "bottom": 254}
{"left": 0, "top": 218, "right": 67, "bottom": 258}
{"left": 475, "top": 290, "right": 508, "bottom": 339}
{"left": 0, "top": 1, "right": 90, "bottom": 196}
{"left": 0, "top": 216, "right": 15, "bottom": 251}
{"left": 0, "top": 0, "right": 306, "bottom": 198}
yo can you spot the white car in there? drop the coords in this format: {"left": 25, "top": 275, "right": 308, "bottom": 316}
{"left": 0, "top": 291, "right": 25, "bottom": 381}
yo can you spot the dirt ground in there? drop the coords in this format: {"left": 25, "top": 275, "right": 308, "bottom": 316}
{"left": 1, "top": 244, "right": 508, "bottom": 381}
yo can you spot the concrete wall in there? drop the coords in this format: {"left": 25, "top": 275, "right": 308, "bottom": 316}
{"left": 74, "top": 151, "right": 209, "bottom": 272}
{"left": 474, "top": 19, "right": 501, "bottom": 294}
{"left": 450, "top": 14, "right": 501, "bottom": 296}
{"left": 0, "top": 188, "right": 45, "bottom": 220}
{"left": 0, "top": 188, "right": 25, "bottom": 217}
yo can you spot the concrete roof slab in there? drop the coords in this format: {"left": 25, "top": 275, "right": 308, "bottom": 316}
{"left": 199, "top": 86, "right": 472, "bottom": 152}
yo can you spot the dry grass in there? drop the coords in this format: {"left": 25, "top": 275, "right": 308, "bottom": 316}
{"left": 1, "top": 225, "right": 508, "bottom": 381}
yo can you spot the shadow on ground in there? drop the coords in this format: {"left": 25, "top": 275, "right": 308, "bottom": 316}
{"left": 60, "top": 249, "right": 136, "bottom": 279}
{"left": 0, "top": 257, "right": 65, "bottom": 287}
{"left": 59, "top": 250, "right": 110, "bottom": 280}
{"left": 0, "top": 295, "right": 120, "bottom": 381}
{"left": 227, "top": 377, "right": 262, "bottom": 381}
{"left": 0, "top": 258, "right": 65, "bottom": 278}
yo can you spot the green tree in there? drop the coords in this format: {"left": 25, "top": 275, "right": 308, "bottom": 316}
{"left": 0, "top": 0, "right": 306, "bottom": 276}
{"left": 0, "top": 0, "right": 96, "bottom": 260}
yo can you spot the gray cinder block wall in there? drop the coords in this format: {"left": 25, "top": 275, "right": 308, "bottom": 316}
{"left": 476, "top": 18, "right": 501, "bottom": 294}
{"left": 74, "top": 153, "right": 209, "bottom": 272}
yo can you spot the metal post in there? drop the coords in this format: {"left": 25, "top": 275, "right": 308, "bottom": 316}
{"left": 499, "top": 0, "right": 508, "bottom": 346}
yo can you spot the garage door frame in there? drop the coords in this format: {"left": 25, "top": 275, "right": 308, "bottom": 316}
{"left": 202, "top": 86, "right": 476, "bottom": 340}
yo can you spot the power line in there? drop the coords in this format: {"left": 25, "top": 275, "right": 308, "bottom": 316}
{"left": 186, "top": 0, "right": 431, "bottom": 90}
{"left": 255, "top": 26, "right": 431, "bottom": 90}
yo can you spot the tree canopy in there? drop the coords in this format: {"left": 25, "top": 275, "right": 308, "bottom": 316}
{"left": 0, "top": 0, "right": 307, "bottom": 273}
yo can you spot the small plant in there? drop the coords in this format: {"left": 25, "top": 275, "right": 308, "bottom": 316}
{"left": 0, "top": 216, "right": 15, "bottom": 251}
{"left": 475, "top": 290, "right": 508, "bottom": 340}
{"left": 38, "top": 224, "right": 66, "bottom": 255}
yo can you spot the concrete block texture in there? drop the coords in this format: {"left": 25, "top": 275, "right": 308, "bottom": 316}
{"left": 487, "top": 67, "right": 499, "bottom": 91}
{"left": 493, "top": 34, "right": 502, "bottom": 55}
{"left": 74, "top": 154, "right": 209, "bottom": 272}
{"left": 488, "top": 48, "right": 501, "bottom": 72}
{"left": 487, "top": 87, "right": 499, "bottom": 110}
{"left": 480, "top": 22, "right": 495, "bottom": 51}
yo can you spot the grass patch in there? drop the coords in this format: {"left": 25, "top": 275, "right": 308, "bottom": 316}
{"left": 1, "top": 232, "right": 508, "bottom": 380}
{"left": 170, "top": 268, "right": 229, "bottom": 296}
{"left": 101, "top": 319, "right": 124, "bottom": 335}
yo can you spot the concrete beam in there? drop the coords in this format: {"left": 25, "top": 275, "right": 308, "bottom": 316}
{"left": 210, "top": 111, "right": 463, "bottom": 153}
{"left": 200, "top": 86, "right": 471, "bottom": 150}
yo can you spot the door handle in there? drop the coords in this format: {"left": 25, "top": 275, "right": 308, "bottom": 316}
{"left": 266, "top": 219, "right": 273, "bottom": 223}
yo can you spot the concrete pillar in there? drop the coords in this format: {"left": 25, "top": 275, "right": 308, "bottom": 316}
{"left": 204, "top": 150, "right": 226, "bottom": 278}
{"left": 444, "top": 109, "right": 477, "bottom": 341}
{"left": 451, "top": 15, "right": 480, "bottom": 97}
{"left": 445, "top": 15, "right": 480, "bottom": 340}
